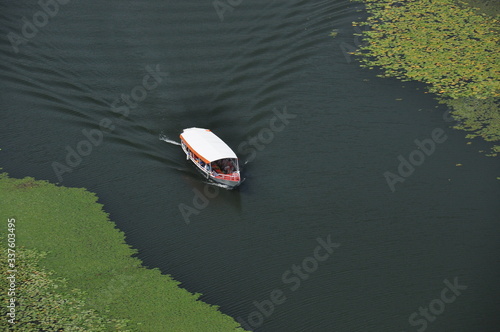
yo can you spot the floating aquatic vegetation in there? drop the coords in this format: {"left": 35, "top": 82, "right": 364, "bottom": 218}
{"left": 353, "top": 0, "right": 500, "bottom": 154}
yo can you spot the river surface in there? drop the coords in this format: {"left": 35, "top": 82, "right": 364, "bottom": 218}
{"left": 1, "top": 0, "right": 499, "bottom": 331}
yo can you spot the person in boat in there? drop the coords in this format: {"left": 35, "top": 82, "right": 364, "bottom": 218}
{"left": 220, "top": 159, "right": 232, "bottom": 173}
{"left": 212, "top": 163, "right": 221, "bottom": 173}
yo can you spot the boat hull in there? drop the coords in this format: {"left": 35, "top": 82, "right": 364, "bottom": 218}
{"left": 210, "top": 175, "right": 241, "bottom": 188}
{"left": 181, "top": 140, "right": 241, "bottom": 189}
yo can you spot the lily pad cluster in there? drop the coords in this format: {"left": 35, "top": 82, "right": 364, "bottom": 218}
{"left": 353, "top": 0, "right": 500, "bottom": 153}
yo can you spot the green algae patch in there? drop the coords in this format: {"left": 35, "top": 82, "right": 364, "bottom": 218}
{"left": 351, "top": 0, "right": 500, "bottom": 154}
{"left": 0, "top": 173, "right": 243, "bottom": 331}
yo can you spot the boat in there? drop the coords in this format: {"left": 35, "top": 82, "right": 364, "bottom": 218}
{"left": 180, "top": 127, "right": 241, "bottom": 188}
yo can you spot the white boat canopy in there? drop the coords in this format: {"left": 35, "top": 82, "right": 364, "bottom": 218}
{"left": 180, "top": 128, "right": 237, "bottom": 163}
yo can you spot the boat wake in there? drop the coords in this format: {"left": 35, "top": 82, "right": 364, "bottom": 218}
{"left": 202, "top": 181, "right": 233, "bottom": 190}
{"left": 159, "top": 133, "right": 181, "bottom": 146}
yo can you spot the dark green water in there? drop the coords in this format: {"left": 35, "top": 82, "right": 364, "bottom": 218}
{"left": 1, "top": 0, "right": 499, "bottom": 331}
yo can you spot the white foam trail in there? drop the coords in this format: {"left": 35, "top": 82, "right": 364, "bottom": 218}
{"left": 202, "top": 181, "right": 236, "bottom": 190}
{"left": 159, "top": 133, "right": 181, "bottom": 146}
